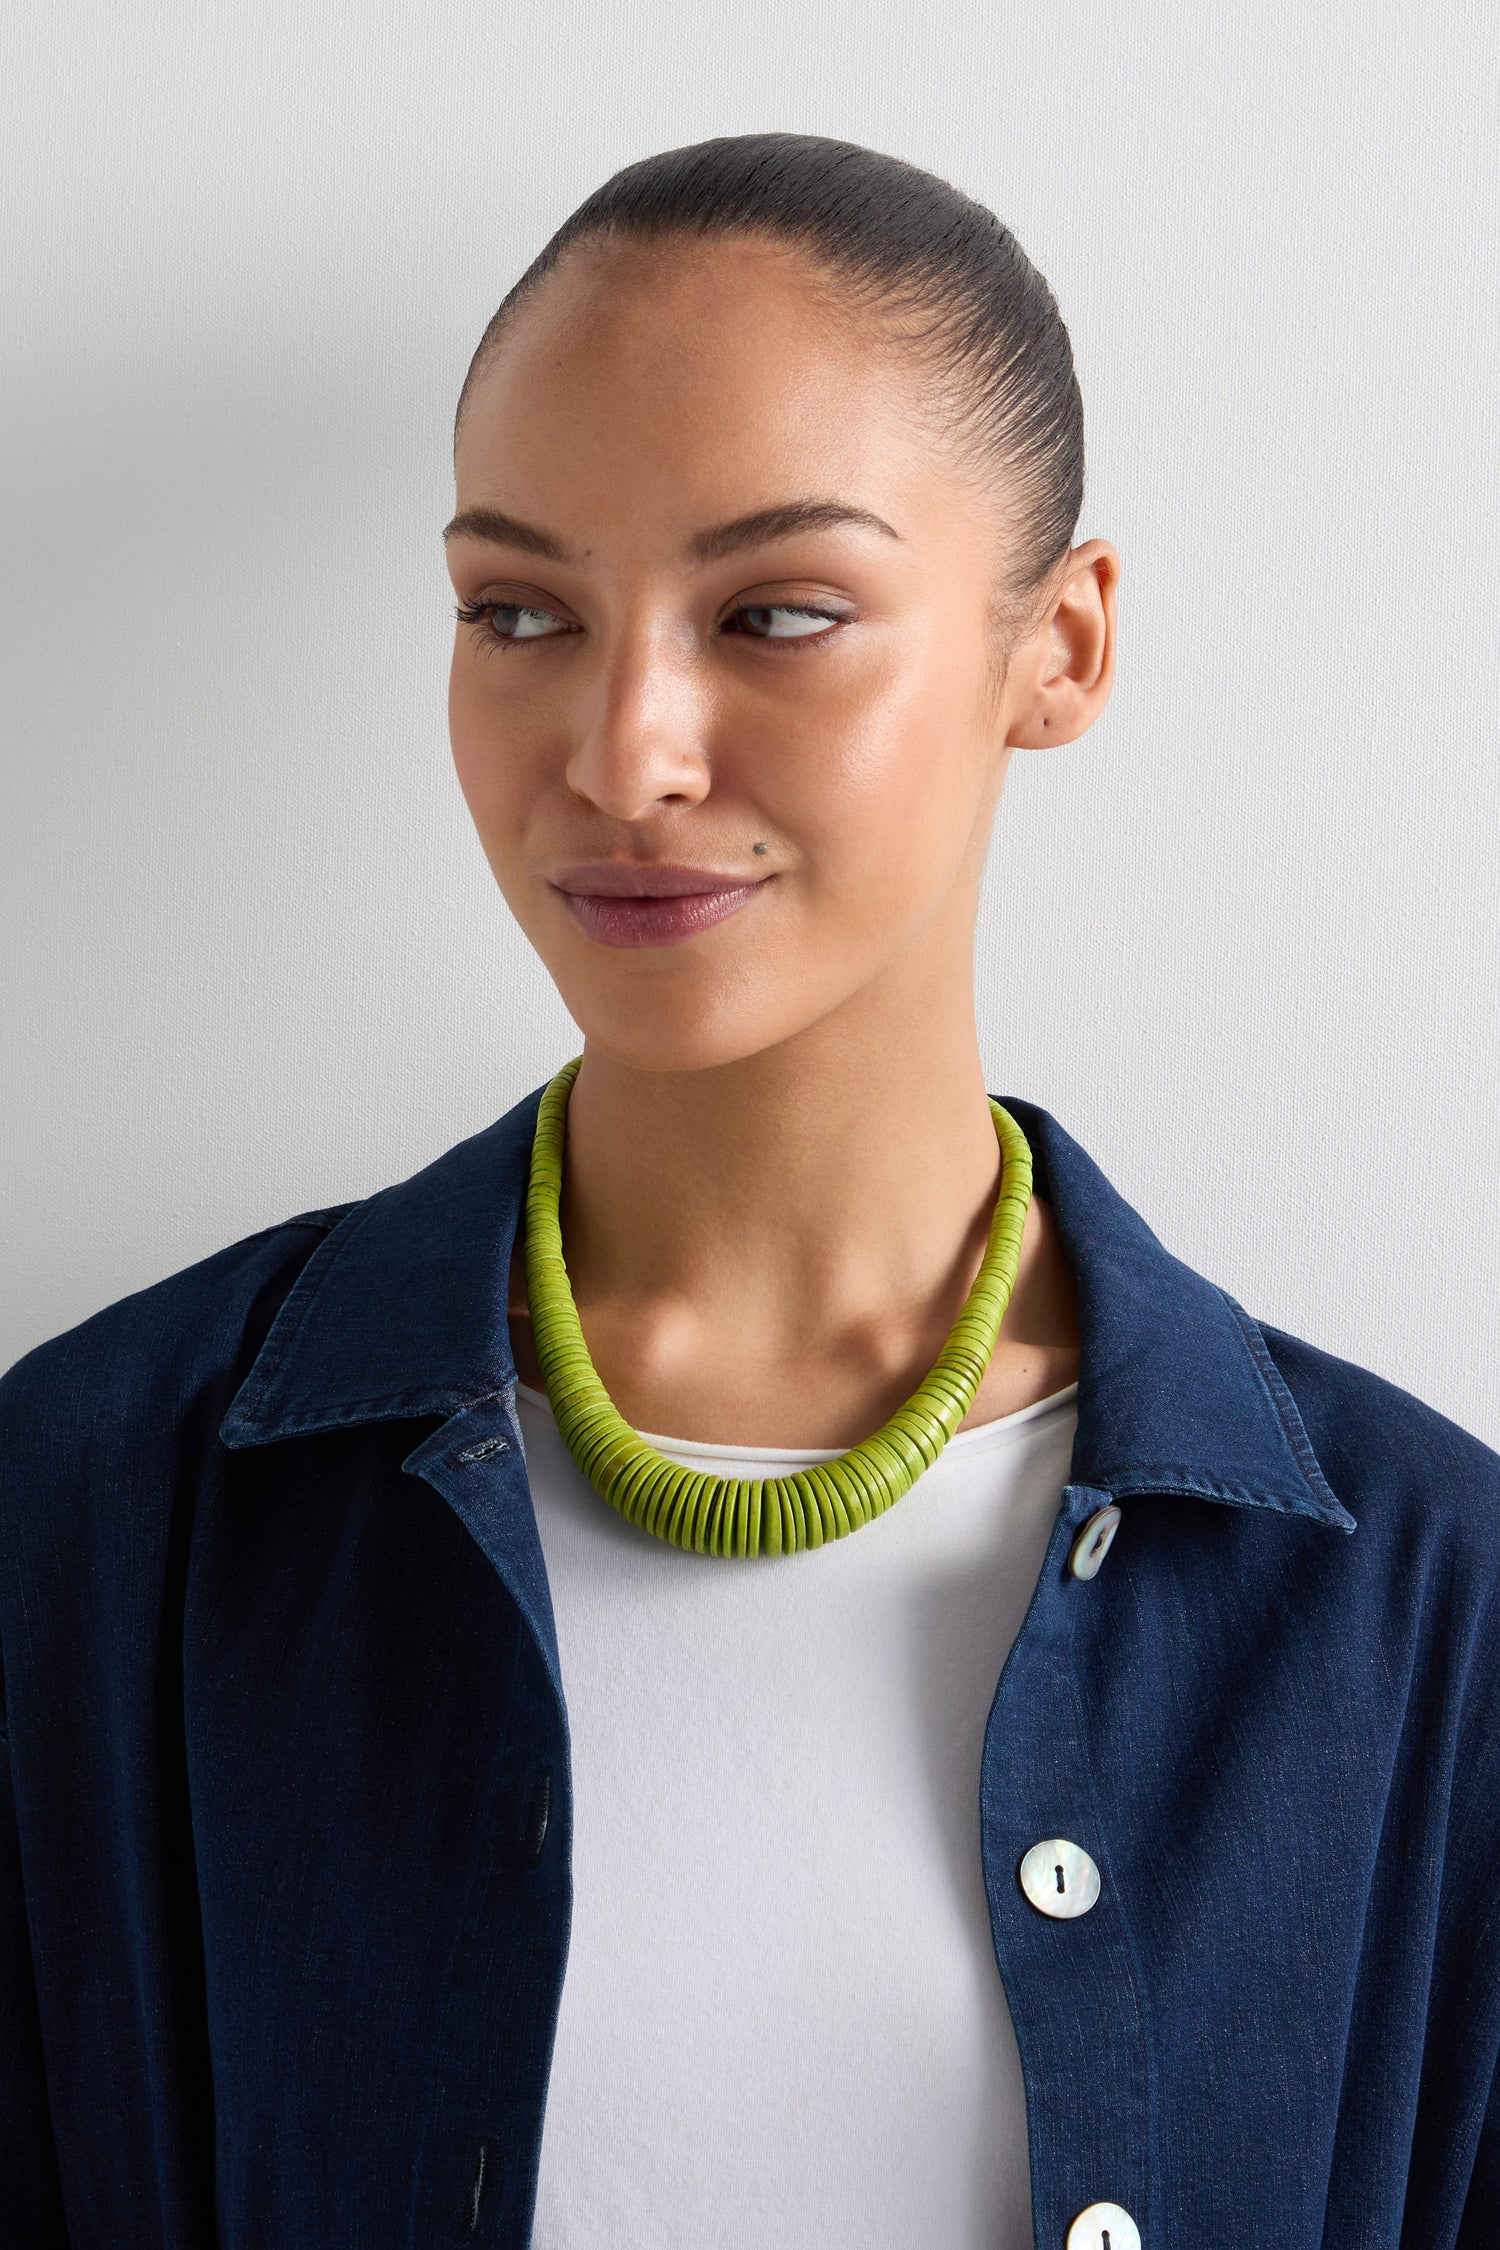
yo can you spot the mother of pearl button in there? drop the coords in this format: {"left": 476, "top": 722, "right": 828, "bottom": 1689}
{"left": 1069, "top": 1504, "right": 1122, "bottom": 1580}
{"left": 1018, "top": 1837, "right": 1101, "bottom": 1918}
{"left": 1067, "top": 2202, "right": 1140, "bottom": 2250}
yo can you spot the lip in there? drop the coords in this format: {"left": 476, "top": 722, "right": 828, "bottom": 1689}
{"left": 552, "top": 862, "right": 763, "bottom": 897}
{"left": 549, "top": 861, "right": 775, "bottom": 948}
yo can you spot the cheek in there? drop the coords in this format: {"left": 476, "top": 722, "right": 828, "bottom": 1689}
{"left": 776, "top": 654, "right": 988, "bottom": 905}
{"left": 447, "top": 653, "right": 486, "bottom": 795}
{"left": 447, "top": 654, "right": 537, "bottom": 849}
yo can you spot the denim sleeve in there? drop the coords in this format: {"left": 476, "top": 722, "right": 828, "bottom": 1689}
{"left": 1458, "top": 2060, "right": 1500, "bottom": 2248}
{"left": 0, "top": 1713, "right": 69, "bottom": 2243}
{"left": 1449, "top": 1560, "right": 1500, "bottom": 2246}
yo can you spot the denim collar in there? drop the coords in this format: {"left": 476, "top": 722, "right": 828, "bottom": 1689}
{"left": 219, "top": 1083, "right": 1353, "bottom": 1532}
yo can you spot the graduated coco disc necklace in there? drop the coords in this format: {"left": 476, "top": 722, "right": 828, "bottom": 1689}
{"left": 522, "top": 1053, "right": 1034, "bottom": 1559}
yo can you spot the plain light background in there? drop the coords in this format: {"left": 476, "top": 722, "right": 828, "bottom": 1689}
{"left": 4, "top": 2, "right": 1498, "bottom": 1447}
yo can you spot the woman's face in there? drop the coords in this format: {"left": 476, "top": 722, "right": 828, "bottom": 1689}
{"left": 447, "top": 235, "right": 1101, "bottom": 1073}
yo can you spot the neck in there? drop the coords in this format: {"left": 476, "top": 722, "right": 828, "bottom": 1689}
{"left": 511, "top": 952, "right": 1080, "bottom": 1448}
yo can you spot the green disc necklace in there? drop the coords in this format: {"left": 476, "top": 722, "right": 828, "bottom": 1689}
{"left": 522, "top": 1054, "right": 1034, "bottom": 1559}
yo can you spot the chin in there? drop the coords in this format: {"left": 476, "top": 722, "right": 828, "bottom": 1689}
{"left": 560, "top": 1017, "right": 773, "bottom": 1077}
{"left": 555, "top": 981, "right": 824, "bottom": 1079}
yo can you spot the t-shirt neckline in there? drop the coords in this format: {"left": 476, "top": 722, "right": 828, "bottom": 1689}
{"left": 512, "top": 1377, "right": 1079, "bottom": 1468}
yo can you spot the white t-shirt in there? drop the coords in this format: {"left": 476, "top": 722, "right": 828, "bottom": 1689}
{"left": 517, "top": 1374, "right": 1079, "bottom": 2250}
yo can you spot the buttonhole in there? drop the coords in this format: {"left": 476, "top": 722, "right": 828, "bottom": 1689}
{"left": 468, "top": 2140, "right": 488, "bottom": 2233}
{"left": 1055, "top": 1863, "right": 1066, "bottom": 1893}
{"left": 454, "top": 1434, "right": 511, "bottom": 1464}
{"left": 1102, "top": 2234, "right": 1111, "bottom": 2250}
{"left": 522, "top": 1766, "right": 553, "bottom": 1866}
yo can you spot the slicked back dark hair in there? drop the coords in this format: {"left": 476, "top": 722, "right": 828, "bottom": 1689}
{"left": 455, "top": 133, "right": 1084, "bottom": 610}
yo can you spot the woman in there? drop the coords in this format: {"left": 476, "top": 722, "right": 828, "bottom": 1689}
{"left": 2, "top": 134, "right": 1497, "bottom": 2250}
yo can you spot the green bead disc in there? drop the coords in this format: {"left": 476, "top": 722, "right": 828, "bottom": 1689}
{"left": 522, "top": 1055, "right": 1034, "bottom": 1559}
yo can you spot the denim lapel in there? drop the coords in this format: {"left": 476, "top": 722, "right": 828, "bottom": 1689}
{"left": 219, "top": 1079, "right": 1351, "bottom": 1534}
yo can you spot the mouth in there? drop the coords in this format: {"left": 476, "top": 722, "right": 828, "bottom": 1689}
{"left": 548, "top": 861, "right": 776, "bottom": 949}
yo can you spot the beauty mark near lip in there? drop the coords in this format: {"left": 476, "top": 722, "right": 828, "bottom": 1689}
{"left": 552, "top": 872, "right": 774, "bottom": 948}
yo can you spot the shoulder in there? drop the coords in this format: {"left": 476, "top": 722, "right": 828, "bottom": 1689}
{"left": 1254, "top": 1311, "right": 1500, "bottom": 1550}
{"left": 0, "top": 1203, "right": 372, "bottom": 1737}
{"left": 0, "top": 1201, "right": 363, "bottom": 1477}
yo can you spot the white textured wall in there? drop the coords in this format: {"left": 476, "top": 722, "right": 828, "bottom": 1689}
{"left": 4, "top": 2, "right": 1498, "bottom": 1445}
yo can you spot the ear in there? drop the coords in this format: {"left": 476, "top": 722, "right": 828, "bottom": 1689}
{"left": 1004, "top": 539, "right": 1120, "bottom": 750}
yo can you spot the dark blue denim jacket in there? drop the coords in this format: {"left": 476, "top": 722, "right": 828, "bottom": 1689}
{"left": 4, "top": 1082, "right": 1500, "bottom": 2249}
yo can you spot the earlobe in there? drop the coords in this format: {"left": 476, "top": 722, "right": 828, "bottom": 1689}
{"left": 1006, "top": 539, "right": 1119, "bottom": 751}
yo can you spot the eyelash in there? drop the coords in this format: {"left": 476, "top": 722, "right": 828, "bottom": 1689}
{"left": 452, "top": 599, "right": 848, "bottom": 652}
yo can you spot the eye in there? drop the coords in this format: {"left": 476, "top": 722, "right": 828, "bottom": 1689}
{"left": 723, "top": 603, "right": 845, "bottom": 643}
{"left": 455, "top": 599, "right": 573, "bottom": 645}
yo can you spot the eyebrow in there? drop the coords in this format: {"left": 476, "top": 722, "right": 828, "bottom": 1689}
{"left": 687, "top": 500, "right": 902, "bottom": 562}
{"left": 441, "top": 498, "right": 902, "bottom": 564}
{"left": 443, "top": 507, "right": 571, "bottom": 560}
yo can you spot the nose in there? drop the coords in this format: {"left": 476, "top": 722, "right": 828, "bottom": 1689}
{"left": 564, "top": 622, "right": 711, "bottom": 822}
